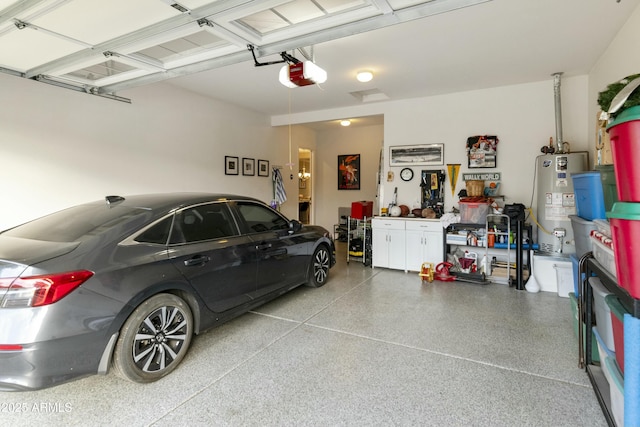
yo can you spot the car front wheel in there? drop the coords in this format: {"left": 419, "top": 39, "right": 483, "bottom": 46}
{"left": 112, "top": 293, "right": 193, "bottom": 383}
{"left": 307, "top": 245, "right": 330, "bottom": 287}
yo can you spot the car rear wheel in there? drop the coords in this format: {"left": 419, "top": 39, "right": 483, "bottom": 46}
{"left": 307, "top": 245, "right": 330, "bottom": 287}
{"left": 112, "top": 293, "right": 193, "bottom": 383}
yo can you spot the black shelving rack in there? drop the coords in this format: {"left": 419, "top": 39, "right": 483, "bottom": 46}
{"left": 581, "top": 254, "right": 640, "bottom": 426}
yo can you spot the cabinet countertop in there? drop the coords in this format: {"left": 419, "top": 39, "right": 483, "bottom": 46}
{"left": 372, "top": 216, "right": 440, "bottom": 222}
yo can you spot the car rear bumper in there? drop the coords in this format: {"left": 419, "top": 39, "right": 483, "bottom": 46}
{"left": 0, "top": 332, "right": 108, "bottom": 391}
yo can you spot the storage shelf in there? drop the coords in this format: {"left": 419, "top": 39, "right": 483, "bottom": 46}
{"left": 582, "top": 255, "right": 640, "bottom": 427}
{"left": 443, "top": 220, "right": 533, "bottom": 288}
{"left": 346, "top": 217, "right": 371, "bottom": 266}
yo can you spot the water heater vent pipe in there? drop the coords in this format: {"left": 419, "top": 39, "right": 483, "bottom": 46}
{"left": 552, "top": 72, "right": 564, "bottom": 153}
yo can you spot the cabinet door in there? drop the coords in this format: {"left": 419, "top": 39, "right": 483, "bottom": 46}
{"left": 423, "top": 230, "right": 444, "bottom": 266}
{"left": 372, "top": 228, "right": 389, "bottom": 268}
{"left": 405, "top": 230, "right": 425, "bottom": 272}
{"left": 387, "top": 229, "right": 406, "bottom": 271}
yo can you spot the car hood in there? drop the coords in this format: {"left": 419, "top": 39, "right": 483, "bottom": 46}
{"left": 0, "top": 236, "right": 80, "bottom": 274}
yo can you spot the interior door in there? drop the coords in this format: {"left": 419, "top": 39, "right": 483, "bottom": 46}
{"left": 168, "top": 203, "right": 257, "bottom": 313}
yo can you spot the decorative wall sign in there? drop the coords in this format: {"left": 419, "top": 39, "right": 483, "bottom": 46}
{"left": 462, "top": 173, "right": 501, "bottom": 181}
{"left": 338, "top": 154, "right": 360, "bottom": 190}
{"left": 389, "top": 144, "right": 444, "bottom": 166}
{"left": 242, "top": 158, "right": 255, "bottom": 176}
{"left": 225, "top": 156, "right": 239, "bottom": 175}
{"left": 258, "top": 159, "right": 269, "bottom": 177}
{"left": 467, "top": 135, "right": 498, "bottom": 168}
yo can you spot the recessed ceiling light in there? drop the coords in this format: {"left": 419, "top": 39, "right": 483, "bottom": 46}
{"left": 356, "top": 70, "right": 373, "bottom": 82}
{"left": 340, "top": 120, "right": 351, "bottom": 127}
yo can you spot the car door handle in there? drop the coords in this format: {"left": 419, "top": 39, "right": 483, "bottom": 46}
{"left": 183, "top": 255, "right": 210, "bottom": 267}
{"left": 256, "top": 243, "right": 272, "bottom": 250}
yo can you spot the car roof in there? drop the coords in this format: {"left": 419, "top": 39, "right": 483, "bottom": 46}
{"left": 107, "top": 193, "right": 263, "bottom": 213}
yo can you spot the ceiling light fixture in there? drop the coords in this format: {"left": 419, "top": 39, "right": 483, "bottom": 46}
{"left": 340, "top": 120, "right": 351, "bottom": 127}
{"left": 279, "top": 61, "right": 327, "bottom": 88}
{"left": 298, "top": 167, "right": 311, "bottom": 181}
{"left": 356, "top": 70, "right": 373, "bottom": 82}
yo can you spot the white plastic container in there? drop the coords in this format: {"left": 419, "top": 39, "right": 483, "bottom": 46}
{"left": 593, "top": 326, "right": 615, "bottom": 386}
{"left": 569, "top": 215, "right": 598, "bottom": 257}
{"left": 589, "top": 277, "right": 616, "bottom": 351}
{"left": 591, "top": 234, "right": 617, "bottom": 279}
{"left": 604, "top": 356, "right": 624, "bottom": 427}
{"left": 593, "top": 219, "right": 611, "bottom": 238}
{"left": 555, "top": 263, "right": 574, "bottom": 298}
{"left": 532, "top": 254, "right": 572, "bottom": 295}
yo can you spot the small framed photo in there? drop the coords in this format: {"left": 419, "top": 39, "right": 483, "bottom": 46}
{"left": 242, "top": 158, "right": 255, "bottom": 176}
{"left": 258, "top": 159, "right": 269, "bottom": 177}
{"left": 225, "top": 156, "right": 239, "bottom": 175}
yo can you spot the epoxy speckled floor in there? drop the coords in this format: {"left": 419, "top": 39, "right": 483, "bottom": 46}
{"left": 1, "top": 243, "right": 606, "bottom": 426}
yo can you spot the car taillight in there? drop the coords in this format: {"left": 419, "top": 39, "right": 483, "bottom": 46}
{"left": 0, "top": 270, "right": 94, "bottom": 308}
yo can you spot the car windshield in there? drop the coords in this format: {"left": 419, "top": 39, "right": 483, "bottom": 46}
{"left": 2, "top": 204, "right": 143, "bottom": 242}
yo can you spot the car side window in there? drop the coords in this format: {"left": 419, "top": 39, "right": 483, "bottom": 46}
{"left": 170, "top": 203, "right": 238, "bottom": 244}
{"left": 135, "top": 216, "right": 173, "bottom": 244}
{"left": 236, "top": 202, "right": 289, "bottom": 233}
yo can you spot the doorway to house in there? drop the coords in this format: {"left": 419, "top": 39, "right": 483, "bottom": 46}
{"left": 298, "top": 148, "right": 312, "bottom": 224}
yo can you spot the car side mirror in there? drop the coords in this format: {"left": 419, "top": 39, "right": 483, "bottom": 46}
{"left": 289, "top": 220, "right": 303, "bottom": 234}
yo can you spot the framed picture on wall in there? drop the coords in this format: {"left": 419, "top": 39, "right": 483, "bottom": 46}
{"left": 225, "top": 156, "right": 239, "bottom": 175}
{"left": 389, "top": 144, "right": 444, "bottom": 166}
{"left": 467, "top": 135, "right": 498, "bottom": 168}
{"left": 242, "top": 158, "right": 255, "bottom": 176}
{"left": 258, "top": 159, "right": 269, "bottom": 177}
{"left": 338, "top": 154, "right": 360, "bottom": 190}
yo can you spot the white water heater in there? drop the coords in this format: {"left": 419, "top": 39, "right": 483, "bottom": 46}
{"left": 536, "top": 152, "right": 588, "bottom": 254}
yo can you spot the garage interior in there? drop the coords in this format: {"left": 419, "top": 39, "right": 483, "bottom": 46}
{"left": 2, "top": 0, "right": 640, "bottom": 425}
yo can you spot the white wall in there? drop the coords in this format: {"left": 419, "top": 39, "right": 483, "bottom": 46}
{"left": 588, "top": 3, "right": 640, "bottom": 149}
{"left": 271, "top": 124, "right": 317, "bottom": 221}
{"left": 275, "top": 76, "right": 590, "bottom": 219}
{"left": 313, "top": 125, "right": 383, "bottom": 231}
{"left": 0, "top": 74, "right": 282, "bottom": 230}
{"left": 381, "top": 76, "right": 589, "bottom": 215}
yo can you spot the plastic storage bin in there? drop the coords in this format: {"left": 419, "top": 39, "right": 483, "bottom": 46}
{"left": 593, "top": 218, "right": 611, "bottom": 237}
{"left": 555, "top": 263, "right": 573, "bottom": 298}
{"left": 570, "top": 254, "right": 581, "bottom": 296}
{"left": 569, "top": 215, "right": 598, "bottom": 257}
{"left": 595, "top": 165, "right": 619, "bottom": 213}
{"left": 604, "top": 356, "right": 624, "bottom": 427}
{"left": 590, "top": 277, "right": 615, "bottom": 351}
{"left": 607, "top": 202, "right": 640, "bottom": 298}
{"left": 571, "top": 171, "right": 606, "bottom": 220}
{"left": 351, "top": 201, "right": 373, "bottom": 219}
{"left": 594, "top": 326, "right": 616, "bottom": 386}
{"left": 606, "top": 295, "right": 628, "bottom": 375}
{"left": 459, "top": 200, "right": 490, "bottom": 224}
{"left": 607, "top": 105, "right": 640, "bottom": 202}
{"left": 590, "top": 232, "right": 617, "bottom": 280}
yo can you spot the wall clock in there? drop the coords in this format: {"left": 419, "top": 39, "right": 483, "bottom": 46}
{"left": 400, "top": 168, "right": 414, "bottom": 181}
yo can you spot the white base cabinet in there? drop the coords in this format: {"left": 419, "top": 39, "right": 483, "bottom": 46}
{"left": 372, "top": 217, "right": 443, "bottom": 272}
{"left": 372, "top": 218, "right": 406, "bottom": 270}
{"left": 405, "top": 220, "right": 443, "bottom": 272}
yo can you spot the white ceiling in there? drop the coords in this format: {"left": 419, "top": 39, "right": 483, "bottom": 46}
{"left": 2, "top": 0, "right": 638, "bottom": 129}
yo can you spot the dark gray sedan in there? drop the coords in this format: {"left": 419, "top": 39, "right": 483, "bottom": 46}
{"left": 0, "top": 193, "right": 335, "bottom": 391}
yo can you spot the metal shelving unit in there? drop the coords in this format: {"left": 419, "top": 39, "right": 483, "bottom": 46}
{"left": 347, "top": 216, "right": 371, "bottom": 265}
{"left": 486, "top": 213, "right": 511, "bottom": 285}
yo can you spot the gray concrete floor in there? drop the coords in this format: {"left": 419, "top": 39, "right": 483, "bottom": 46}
{"left": 2, "top": 243, "right": 606, "bottom": 426}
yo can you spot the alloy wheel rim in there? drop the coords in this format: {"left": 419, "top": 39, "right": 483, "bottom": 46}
{"left": 132, "top": 305, "right": 188, "bottom": 372}
{"left": 314, "top": 249, "right": 329, "bottom": 283}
